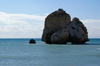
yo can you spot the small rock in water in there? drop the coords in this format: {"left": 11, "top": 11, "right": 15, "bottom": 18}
{"left": 29, "top": 39, "right": 36, "bottom": 44}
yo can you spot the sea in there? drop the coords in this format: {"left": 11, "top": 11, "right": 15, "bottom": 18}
{"left": 0, "top": 38, "right": 100, "bottom": 66}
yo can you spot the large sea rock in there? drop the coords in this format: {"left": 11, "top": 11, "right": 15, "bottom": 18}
{"left": 42, "top": 9, "right": 89, "bottom": 44}
{"left": 42, "top": 9, "right": 71, "bottom": 44}
{"left": 66, "top": 17, "right": 89, "bottom": 44}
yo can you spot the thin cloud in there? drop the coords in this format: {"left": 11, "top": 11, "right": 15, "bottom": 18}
{"left": 0, "top": 12, "right": 46, "bottom": 24}
{"left": 0, "top": 12, "right": 100, "bottom": 38}
{"left": 44, "top": 13, "right": 49, "bottom": 16}
{"left": 0, "top": 12, "right": 45, "bottom": 38}
{"left": 81, "top": 19, "right": 100, "bottom": 23}
{"left": 81, "top": 19, "right": 100, "bottom": 38}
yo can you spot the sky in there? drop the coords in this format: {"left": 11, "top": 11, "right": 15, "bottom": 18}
{"left": 0, "top": 0, "right": 100, "bottom": 38}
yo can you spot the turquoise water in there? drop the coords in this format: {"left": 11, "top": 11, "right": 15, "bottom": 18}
{"left": 0, "top": 38, "right": 100, "bottom": 66}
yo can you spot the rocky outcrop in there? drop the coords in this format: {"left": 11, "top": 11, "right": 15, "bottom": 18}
{"left": 66, "top": 17, "right": 89, "bottom": 44}
{"left": 42, "top": 9, "right": 89, "bottom": 44}
{"left": 29, "top": 39, "right": 36, "bottom": 44}
{"left": 42, "top": 9, "right": 71, "bottom": 44}
{"left": 51, "top": 29, "right": 69, "bottom": 44}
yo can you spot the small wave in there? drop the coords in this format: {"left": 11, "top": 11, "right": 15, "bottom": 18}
{"left": 97, "top": 48, "right": 100, "bottom": 50}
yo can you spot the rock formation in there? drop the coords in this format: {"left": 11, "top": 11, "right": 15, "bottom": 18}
{"left": 42, "top": 9, "right": 89, "bottom": 44}
{"left": 29, "top": 39, "right": 36, "bottom": 44}
{"left": 51, "top": 29, "right": 69, "bottom": 44}
{"left": 66, "top": 17, "right": 89, "bottom": 44}
{"left": 42, "top": 9, "right": 71, "bottom": 44}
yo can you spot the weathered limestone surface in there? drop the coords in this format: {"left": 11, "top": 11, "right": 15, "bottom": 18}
{"left": 51, "top": 29, "right": 69, "bottom": 44}
{"left": 66, "top": 17, "right": 89, "bottom": 44}
{"left": 42, "top": 9, "right": 71, "bottom": 44}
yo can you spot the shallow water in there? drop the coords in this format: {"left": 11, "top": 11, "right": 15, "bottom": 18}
{"left": 0, "top": 38, "right": 100, "bottom": 66}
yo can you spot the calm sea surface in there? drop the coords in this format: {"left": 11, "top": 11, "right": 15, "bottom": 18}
{"left": 0, "top": 38, "right": 100, "bottom": 66}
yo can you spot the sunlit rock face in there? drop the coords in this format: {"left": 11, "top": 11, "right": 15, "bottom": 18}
{"left": 42, "top": 9, "right": 89, "bottom": 44}
{"left": 42, "top": 9, "right": 71, "bottom": 44}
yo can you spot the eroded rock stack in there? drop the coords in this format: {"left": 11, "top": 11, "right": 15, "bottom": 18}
{"left": 66, "top": 17, "right": 89, "bottom": 44}
{"left": 42, "top": 9, "right": 89, "bottom": 44}
{"left": 42, "top": 9, "right": 71, "bottom": 44}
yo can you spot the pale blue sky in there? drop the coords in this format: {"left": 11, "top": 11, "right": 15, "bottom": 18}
{"left": 0, "top": 0, "right": 100, "bottom": 38}
{"left": 0, "top": 0, "right": 100, "bottom": 19}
